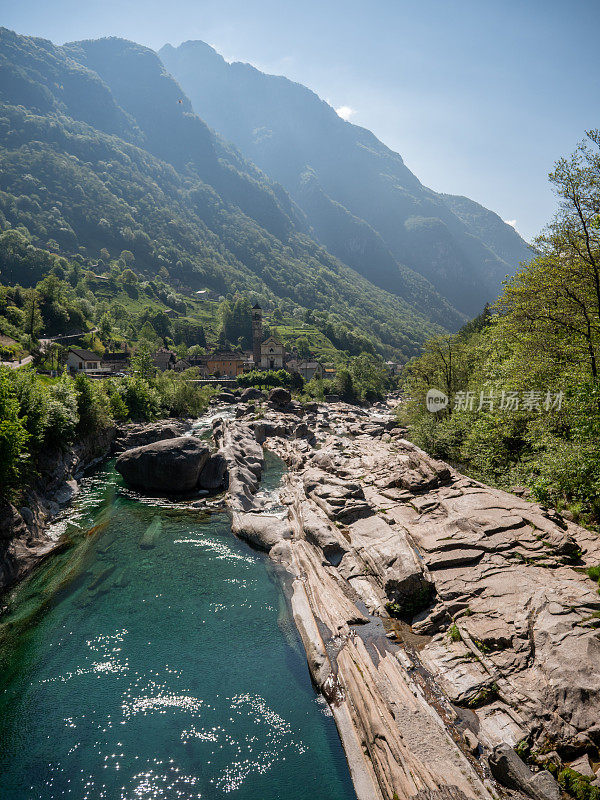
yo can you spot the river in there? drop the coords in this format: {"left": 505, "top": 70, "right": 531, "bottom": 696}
{"left": 0, "top": 435, "right": 356, "bottom": 799}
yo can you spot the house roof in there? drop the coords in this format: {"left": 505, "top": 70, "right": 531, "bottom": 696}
{"left": 207, "top": 351, "right": 244, "bottom": 361}
{"left": 298, "top": 361, "right": 322, "bottom": 369}
{"left": 68, "top": 348, "right": 99, "bottom": 361}
{"left": 153, "top": 350, "right": 176, "bottom": 367}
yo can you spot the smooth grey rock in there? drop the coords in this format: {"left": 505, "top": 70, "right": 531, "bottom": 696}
{"left": 488, "top": 744, "right": 560, "bottom": 800}
{"left": 114, "top": 420, "right": 188, "bottom": 454}
{"left": 231, "top": 513, "right": 292, "bottom": 552}
{"left": 115, "top": 436, "right": 209, "bottom": 493}
{"left": 198, "top": 453, "right": 228, "bottom": 491}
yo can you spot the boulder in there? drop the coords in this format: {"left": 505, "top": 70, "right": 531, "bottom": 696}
{"left": 488, "top": 744, "right": 560, "bottom": 800}
{"left": 240, "top": 387, "right": 265, "bottom": 402}
{"left": 268, "top": 387, "right": 291, "bottom": 406}
{"left": 198, "top": 452, "right": 228, "bottom": 491}
{"left": 217, "top": 391, "right": 238, "bottom": 404}
{"left": 114, "top": 420, "right": 188, "bottom": 454}
{"left": 115, "top": 436, "right": 210, "bottom": 493}
{"left": 231, "top": 512, "right": 292, "bottom": 552}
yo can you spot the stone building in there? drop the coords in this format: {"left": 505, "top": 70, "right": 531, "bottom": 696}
{"left": 206, "top": 351, "right": 245, "bottom": 377}
{"left": 251, "top": 303, "right": 263, "bottom": 368}
{"left": 260, "top": 336, "right": 285, "bottom": 370}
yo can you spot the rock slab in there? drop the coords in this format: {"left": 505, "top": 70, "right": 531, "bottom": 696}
{"left": 115, "top": 436, "right": 209, "bottom": 493}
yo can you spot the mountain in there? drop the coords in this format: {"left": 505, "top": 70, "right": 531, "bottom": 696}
{"left": 0, "top": 28, "right": 467, "bottom": 360}
{"left": 160, "top": 40, "right": 533, "bottom": 316}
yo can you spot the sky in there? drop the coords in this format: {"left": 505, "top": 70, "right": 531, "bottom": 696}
{"left": 2, "top": 0, "right": 598, "bottom": 241}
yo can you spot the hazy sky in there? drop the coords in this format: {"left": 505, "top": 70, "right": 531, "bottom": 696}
{"left": 2, "top": 0, "right": 598, "bottom": 241}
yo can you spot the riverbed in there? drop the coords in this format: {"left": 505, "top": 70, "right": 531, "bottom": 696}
{"left": 0, "top": 450, "right": 355, "bottom": 799}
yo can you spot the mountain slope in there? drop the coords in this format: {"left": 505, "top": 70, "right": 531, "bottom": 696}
{"left": 160, "top": 40, "right": 533, "bottom": 316}
{"left": 0, "top": 28, "right": 458, "bottom": 359}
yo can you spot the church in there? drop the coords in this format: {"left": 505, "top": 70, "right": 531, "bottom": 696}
{"left": 251, "top": 304, "right": 285, "bottom": 370}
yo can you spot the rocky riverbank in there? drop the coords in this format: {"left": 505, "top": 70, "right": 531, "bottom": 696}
{"left": 4, "top": 394, "right": 600, "bottom": 800}
{"left": 210, "top": 394, "right": 600, "bottom": 800}
{"left": 0, "top": 419, "right": 190, "bottom": 595}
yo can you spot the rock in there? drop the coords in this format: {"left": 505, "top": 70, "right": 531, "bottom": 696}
{"left": 488, "top": 744, "right": 560, "bottom": 800}
{"left": 463, "top": 729, "right": 480, "bottom": 755}
{"left": 231, "top": 512, "right": 292, "bottom": 552}
{"left": 302, "top": 505, "right": 347, "bottom": 565}
{"left": 214, "top": 422, "right": 265, "bottom": 511}
{"left": 19, "top": 506, "right": 34, "bottom": 526}
{"left": 54, "top": 479, "right": 78, "bottom": 505}
{"left": 240, "top": 387, "right": 265, "bottom": 402}
{"left": 115, "top": 436, "right": 210, "bottom": 493}
{"left": 0, "top": 500, "right": 26, "bottom": 541}
{"left": 198, "top": 452, "right": 228, "bottom": 491}
{"left": 114, "top": 420, "right": 188, "bottom": 454}
{"left": 568, "top": 755, "right": 595, "bottom": 778}
{"left": 217, "top": 391, "right": 238, "bottom": 404}
{"left": 268, "top": 387, "right": 291, "bottom": 406}
{"left": 294, "top": 422, "right": 315, "bottom": 444}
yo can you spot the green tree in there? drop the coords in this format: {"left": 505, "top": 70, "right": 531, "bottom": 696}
{"left": 296, "top": 336, "right": 311, "bottom": 358}
{"left": 0, "top": 367, "right": 30, "bottom": 494}
{"left": 131, "top": 345, "right": 156, "bottom": 380}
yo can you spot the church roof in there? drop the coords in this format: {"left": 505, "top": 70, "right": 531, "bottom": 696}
{"left": 252, "top": 303, "right": 262, "bottom": 309}
{"left": 261, "top": 336, "right": 283, "bottom": 346}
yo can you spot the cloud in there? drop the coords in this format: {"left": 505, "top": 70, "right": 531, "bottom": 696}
{"left": 335, "top": 105, "right": 356, "bottom": 121}
{"left": 504, "top": 219, "right": 517, "bottom": 229}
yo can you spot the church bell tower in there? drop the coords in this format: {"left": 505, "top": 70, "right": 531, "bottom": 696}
{"left": 251, "top": 303, "right": 263, "bottom": 368}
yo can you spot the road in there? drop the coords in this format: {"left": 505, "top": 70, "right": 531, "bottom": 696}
{"left": 0, "top": 355, "right": 33, "bottom": 369}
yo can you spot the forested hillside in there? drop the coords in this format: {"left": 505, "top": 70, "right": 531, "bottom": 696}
{"left": 0, "top": 28, "right": 465, "bottom": 361}
{"left": 400, "top": 132, "right": 600, "bottom": 526}
{"left": 160, "top": 40, "right": 534, "bottom": 316}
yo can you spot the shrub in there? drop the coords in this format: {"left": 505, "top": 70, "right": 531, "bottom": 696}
{"left": 44, "top": 376, "right": 78, "bottom": 448}
{"left": 0, "top": 367, "right": 30, "bottom": 494}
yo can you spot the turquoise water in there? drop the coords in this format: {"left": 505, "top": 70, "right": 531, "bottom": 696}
{"left": 0, "top": 456, "right": 355, "bottom": 799}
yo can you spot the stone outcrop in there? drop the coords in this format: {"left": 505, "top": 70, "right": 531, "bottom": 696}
{"left": 488, "top": 745, "right": 560, "bottom": 800}
{"left": 197, "top": 452, "right": 228, "bottom": 491}
{"left": 0, "top": 424, "right": 117, "bottom": 595}
{"left": 113, "top": 420, "right": 189, "bottom": 454}
{"left": 217, "top": 399, "right": 600, "bottom": 800}
{"left": 115, "top": 436, "right": 210, "bottom": 493}
{"left": 213, "top": 418, "right": 264, "bottom": 511}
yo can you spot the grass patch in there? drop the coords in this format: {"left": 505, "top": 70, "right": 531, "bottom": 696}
{"left": 448, "top": 623, "right": 462, "bottom": 642}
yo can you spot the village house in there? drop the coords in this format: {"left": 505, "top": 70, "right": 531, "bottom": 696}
{"left": 295, "top": 360, "right": 324, "bottom": 380}
{"left": 206, "top": 351, "right": 245, "bottom": 377}
{"left": 101, "top": 351, "right": 131, "bottom": 373}
{"left": 66, "top": 347, "right": 103, "bottom": 373}
{"left": 152, "top": 349, "right": 177, "bottom": 372}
